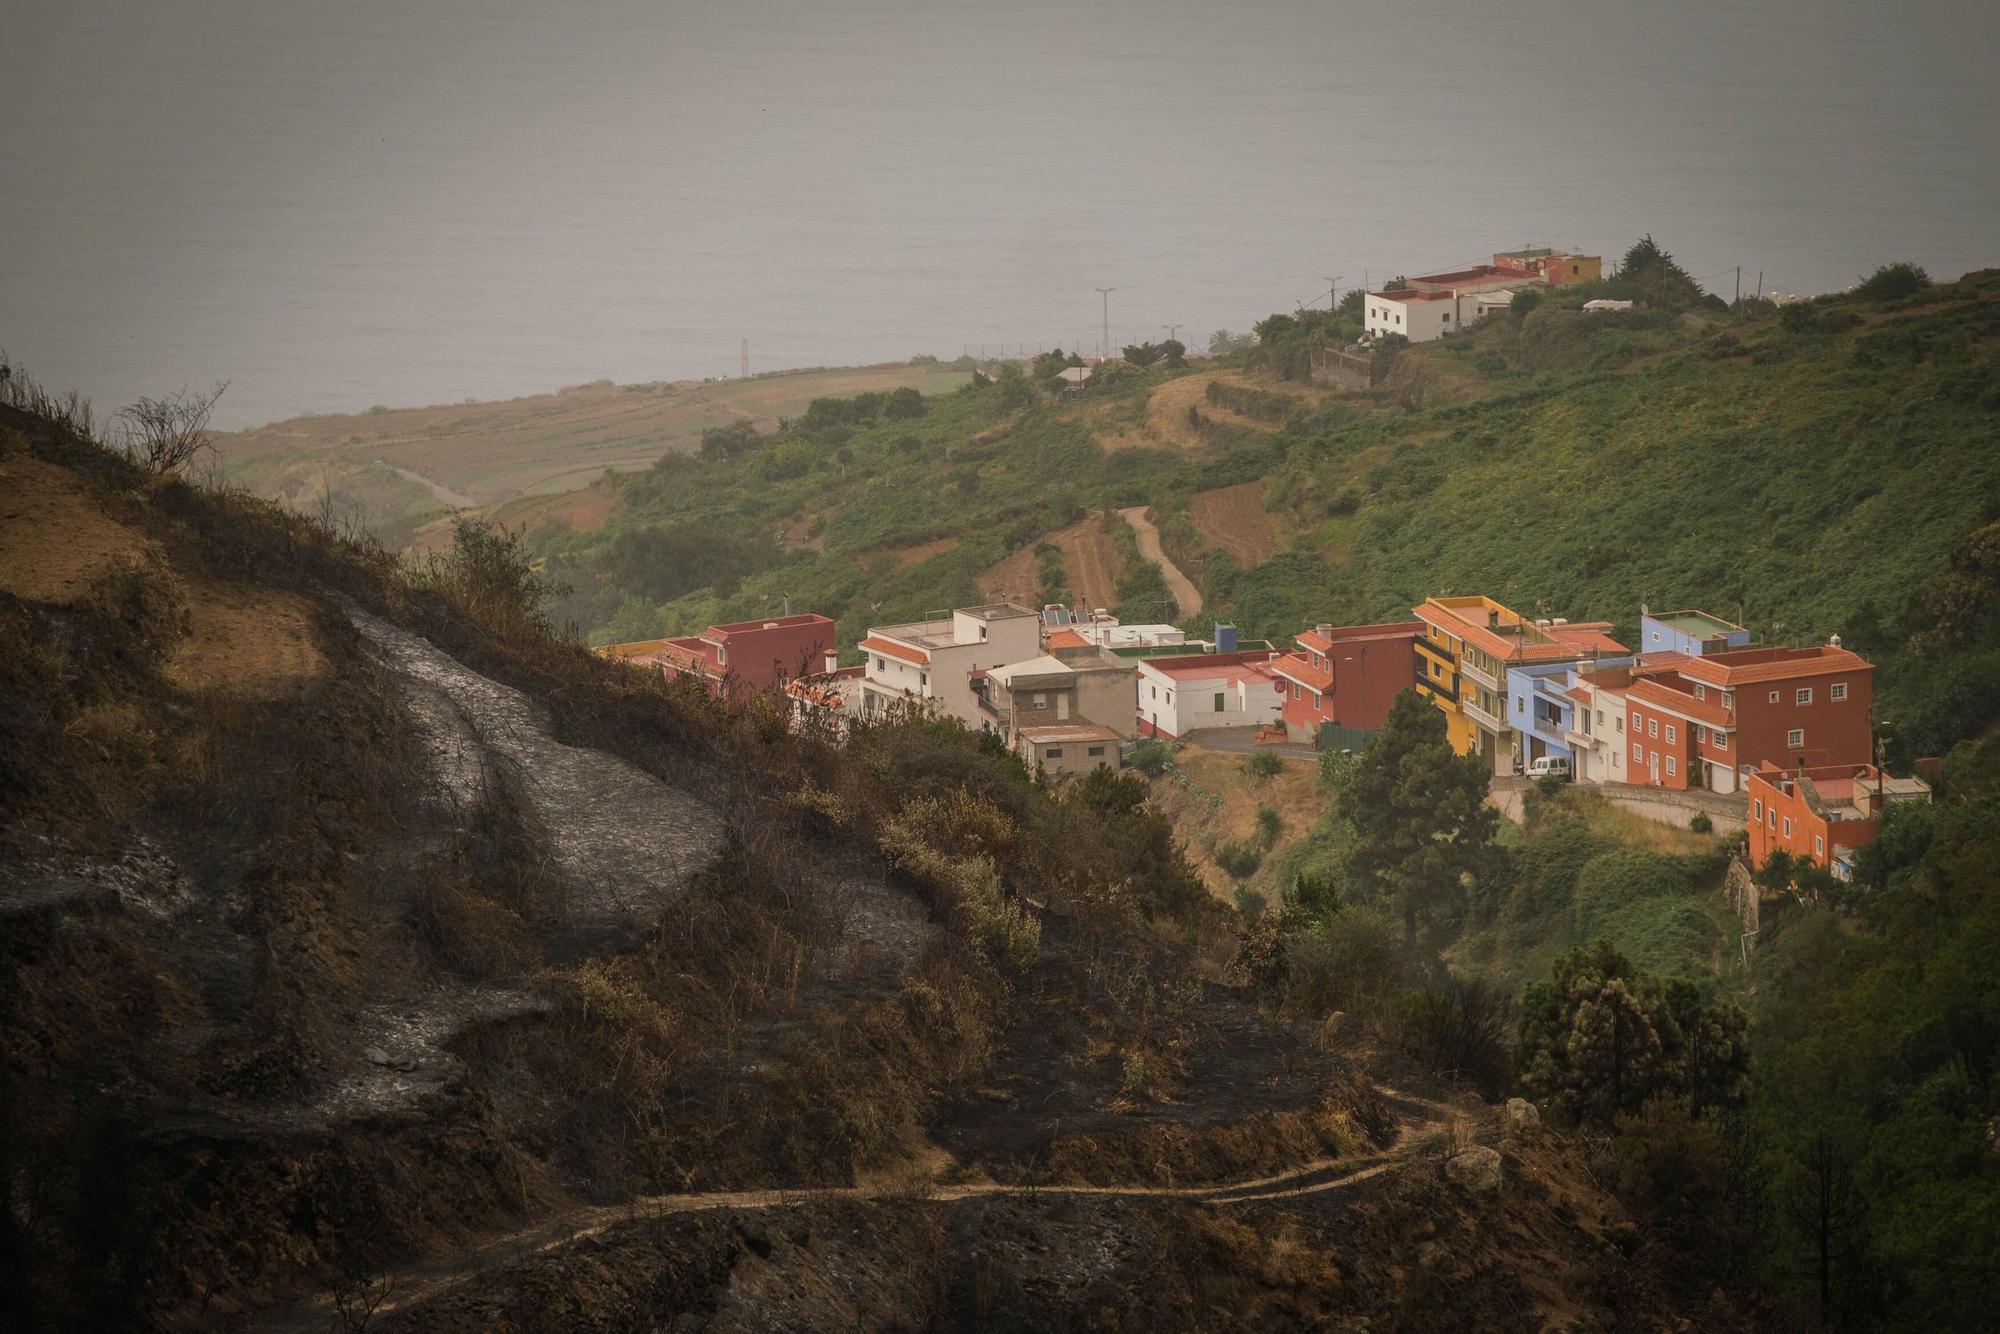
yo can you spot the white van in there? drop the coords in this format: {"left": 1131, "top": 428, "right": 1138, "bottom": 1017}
{"left": 1525, "top": 755, "right": 1572, "bottom": 780}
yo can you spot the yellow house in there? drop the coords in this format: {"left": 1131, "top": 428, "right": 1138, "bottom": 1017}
{"left": 1492, "top": 248, "right": 1602, "bottom": 286}
{"left": 1411, "top": 596, "right": 1626, "bottom": 774}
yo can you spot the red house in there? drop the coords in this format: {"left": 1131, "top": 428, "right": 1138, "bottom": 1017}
{"left": 617, "top": 613, "right": 837, "bottom": 702}
{"left": 1746, "top": 761, "right": 1930, "bottom": 880}
{"left": 1269, "top": 620, "right": 1424, "bottom": 743}
{"left": 1618, "top": 639, "right": 1873, "bottom": 794}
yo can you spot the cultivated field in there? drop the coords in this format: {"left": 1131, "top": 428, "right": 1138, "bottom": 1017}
{"left": 211, "top": 364, "right": 972, "bottom": 544}
{"left": 978, "top": 512, "right": 1122, "bottom": 612}
{"left": 1188, "top": 480, "right": 1277, "bottom": 564}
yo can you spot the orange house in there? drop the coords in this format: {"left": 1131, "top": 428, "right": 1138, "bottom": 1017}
{"left": 1745, "top": 761, "right": 1930, "bottom": 880}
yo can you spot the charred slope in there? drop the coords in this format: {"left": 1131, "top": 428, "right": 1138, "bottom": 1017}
{"left": 0, "top": 396, "right": 1748, "bottom": 1332}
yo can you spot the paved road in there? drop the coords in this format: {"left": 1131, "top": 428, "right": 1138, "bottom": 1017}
{"left": 1119, "top": 505, "right": 1201, "bottom": 619}
{"left": 1182, "top": 727, "right": 1318, "bottom": 760}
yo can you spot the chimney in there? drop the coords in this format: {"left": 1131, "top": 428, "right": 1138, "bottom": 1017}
{"left": 823, "top": 649, "right": 839, "bottom": 673}
{"left": 1828, "top": 633, "right": 1842, "bottom": 649}
{"left": 1316, "top": 623, "right": 1333, "bottom": 639}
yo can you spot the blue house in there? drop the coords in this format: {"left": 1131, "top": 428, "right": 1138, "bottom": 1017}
{"left": 1638, "top": 607, "right": 1750, "bottom": 658}
{"left": 1507, "top": 656, "right": 1636, "bottom": 769}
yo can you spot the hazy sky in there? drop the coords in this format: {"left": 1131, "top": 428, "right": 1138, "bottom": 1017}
{"left": 4, "top": 0, "right": 1996, "bottom": 427}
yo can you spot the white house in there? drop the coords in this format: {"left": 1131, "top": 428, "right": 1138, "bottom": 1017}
{"left": 858, "top": 603, "right": 1041, "bottom": 731}
{"left": 1363, "top": 289, "right": 1463, "bottom": 343}
{"left": 1135, "top": 650, "right": 1285, "bottom": 740}
{"left": 1565, "top": 666, "right": 1633, "bottom": 785}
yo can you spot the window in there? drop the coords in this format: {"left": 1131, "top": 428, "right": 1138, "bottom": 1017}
{"left": 1312, "top": 692, "right": 1322, "bottom": 709}
{"left": 1667, "top": 756, "right": 1677, "bottom": 776}
{"left": 1431, "top": 661, "right": 1442, "bottom": 678}
{"left": 1213, "top": 692, "right": 1226, "bottom": 712}
{"left": 1088, "top": 745, "right": 1105, "bottom": 757}
{"left": 1694, "top": 683, "right": 1706, "bottom": 700}
{"left": 1787, "top": 728, "right": 1804, "bottom": 749}
{"left": 1633, "top": 743, "right": 1643, "bottom": 761}
{"left": 1722, "top": 690, "right": 1734, "bottom": 709}
{"left": 1515, "top": 696, "right": 1524, "bottom": 712}
{"left": 1616, "top": 715, "right": 1624, "bottom": 733}
{"left": 1665, "top": 724, "right": 1676, "bottom": 744}
{"left": 1292, "top": 683, "right": 1301, "bottom": 698}
{"left": 1712, "top": 729, "right": 1728, "bottom": 748}
{"left": 1830, "top": 682, "right": 1848, "bottom": 702}
{"left": 1648, "top": 718, "right": 1658, "bottom": 738}
{"left": 920, "top": 673, "right": 928, "bottom": 690}
{"left": 1753, "top": 798, "right": 1763, "bottom": 820}
{"left": 1630, "top": 711, "right": 1640, "bottom": 730}
{"left": 1149, "top": 685, "right": 1157, "bottom": 700}
{"left": 1045, "top": 747, "right": 1063, "bottom": 759}
{"left": 1796, "top": 687, "right": 1813, "bottom": 705}
{"left": 1441, "top": 312, "right": 1451, "bottom": 322}
{"left": 1782, "top": 817, "right": 1792, "bottom": 837}
{"left": 1769, "top": 691, "right": 1780, "bottom": 703}
{"left": 1650, "top": 630, "right": 1662, "bottom": 643}
{"left": 1031, "top": 692, "right": 1046, "bottom": 707}
{"left": 874, "top": 657, "right": 885, "bottom": 671}
{"left": 1815, "top": 835, "right": 1824, "bottom": 857}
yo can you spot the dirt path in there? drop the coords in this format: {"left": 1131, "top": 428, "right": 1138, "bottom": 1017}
{"left": 1120, "top": 505, "right": 1201, "bottom": 619}
{"left": 1143, "top": 371, "right": 1282, "bottom": 449}
{"left": 251, "top": 1087, "right": 1473, "bottom": 1331}
{"left": 978, "top": 513, "right": 1120, "bottom": 611}
{"left": 376, "top": 460, "right": 477, "bottom": 509}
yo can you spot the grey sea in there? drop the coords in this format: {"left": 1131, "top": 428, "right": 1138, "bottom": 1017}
{"left": 4, "top": 0, "right": 1996, "bottom": 429}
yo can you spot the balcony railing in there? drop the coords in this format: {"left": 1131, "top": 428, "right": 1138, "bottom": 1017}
{"left": 1461, "top": 696, "right": 1504, "bottom": 732}
{"left": 1458, "top": 657, "right": 1500, "bottom": 692}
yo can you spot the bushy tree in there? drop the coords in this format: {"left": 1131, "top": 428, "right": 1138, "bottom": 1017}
{"left": 1343, "top": 689, "right": 1497, "bottom": 947}
{"left": 1516, "top": 941, "right": 1749, "bottom": 1128}
{"left": 1159, "top": 338, "right": 1186, "bottom": 369}
{"left": 1616, "top": 234, "right": 1705, "bottom": 310}
{"left": 1854, "top": 261, "right": 1929, "bottom": 303}
{"left": 1121, "top": 342, "right": 1164, "bottom": 368}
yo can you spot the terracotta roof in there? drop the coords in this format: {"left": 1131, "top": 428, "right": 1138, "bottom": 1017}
{"left": 1271, "top": 653, "right": 1333, "bottom": 692}
{"left": 1411, "top": 265, "right": 1516, "bottom": 286}
{"left": 1295, "top": 630, "right": 1332, "bottom": 653}
{"left": 1414, "top": 600, "right": 1628, "bottom": 663}
{"left": 655, "top": 636, "right": 723, "bottom": 674}
{"left": 1676, "top": 646, "right": 1872, "bottom": 687}
{"left": 1626, "top": 677, "right": 1732, "bottom": 728}
{"left": 860, "top": 635, "right": 929, "bottom": 665}
{"left": 1045, "top": 628, "right": 1089, "bottom": 649}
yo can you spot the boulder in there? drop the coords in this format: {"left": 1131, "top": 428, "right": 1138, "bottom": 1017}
{"left": 1503, "top": 1097, "right": 1541, "bottom": 1133}
{"left": 1444, "top": 1146, "right": 1504, "bottom": 1196}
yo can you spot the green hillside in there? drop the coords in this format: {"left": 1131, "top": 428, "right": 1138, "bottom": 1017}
{"left": 539, "top": 264, "right": 2000, "bottom": 761}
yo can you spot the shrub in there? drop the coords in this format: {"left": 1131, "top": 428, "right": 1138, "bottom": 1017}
{"left": 1572, "top": 848, "right": 1697, "bottom": 941}
{"left": 878, "top": 793, "right": 1040, "bottom": 971}
{"left": 1689, "top": 811, "right": 1713, "bottom": 834}
{"left": 1854, "top": 261, "right": 1930, "bottom": 303}
{"left": 1399, "top": 976, "right": 1511, "bottom": 1097}
{"left": 1127, "top": 739, "right": 1172, "bottom": 775}
{"left": 1245, "top": 750, "right": 1283, "bottom": 778}
{"left": 1254, "top": 805, "right": 1282, "bottom": 848}
{"left": 1213, "top": 840, "right": 1263, "bottom": 879}
{"left": 1281, "top": 909, "right": 1404, "bottom": 1022}
{"left": 116, "top": 381, "right": 228, "bottom": 476}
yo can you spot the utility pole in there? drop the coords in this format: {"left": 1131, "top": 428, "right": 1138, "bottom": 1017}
{"left": 1162, "top": 323, "right": 1182, "bottom": 345}
{"left": 1734, "top": 266, "right": 1741, "bottom": 305}
{"left": 740, "top": 338, "right": 749, "bottom": 379}
{"left": 1094, "top": 287, "right": 1115, "bottom": 359}
{"left": 1325, "top": 275, "right": 1342, "bottom": 312}
{"left": 1756, "top": 271, "right": 1764, "bottom": 300}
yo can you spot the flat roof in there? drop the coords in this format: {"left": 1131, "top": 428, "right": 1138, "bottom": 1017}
{"left": 958, "top": 603, "right": 1038, "bottom": 620}
{"left": 1677, "top": 644, "right": 1871, "bottom": 687}
{"left": 1648, "top": 609, "right": 1747, "bottom": 637}
{"left": 1372, "top": 288, "right": 1457, "bottom": 303}
{"left": 708, "top": 613, "right": 832, "bottom": 635}
{"left": 987, "top": 654, "right": 1075, "bottom": 685}
{"left": 1018, "top": 723, "right": 1124, "bottom": 744}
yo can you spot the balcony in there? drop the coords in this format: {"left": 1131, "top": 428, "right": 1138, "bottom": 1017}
{"left": 1458, "top": 656, "right": 1500, "bottom": 692}
{"left": 1461, "top": 695, "right": 1504, "bottom": 732}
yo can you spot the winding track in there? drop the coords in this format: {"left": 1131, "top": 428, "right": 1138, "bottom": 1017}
{"left": 1119, "top": 505, "right": 1202, "bottom": 619}
{"left": 252, "top": 1088, "right": 1474, "bottom": 1331}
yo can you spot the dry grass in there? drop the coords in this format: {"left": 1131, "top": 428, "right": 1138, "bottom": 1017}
{"left": 1142, "top": 748, "right": 1327, "bottom": 901}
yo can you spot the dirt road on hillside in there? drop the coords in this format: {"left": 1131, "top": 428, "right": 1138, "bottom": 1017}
{"left": 979, "top": 513, "right": 1120, "bottom": 611}
{"left": 1120, "top": 505, "right": 1201, "bottom": 619}
{"left": 251, "top": 1087, "right": 1476, "bottom": 1332}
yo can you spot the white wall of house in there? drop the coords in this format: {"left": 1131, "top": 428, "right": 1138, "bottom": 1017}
{"left": 1364, "top": 294, "right": 1458, "bottom": 343}
{"left": 1136, "top": 666, "right": 1283, "bottom": 738}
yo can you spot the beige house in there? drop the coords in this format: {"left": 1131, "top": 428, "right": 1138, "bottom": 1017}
{"left": 858, "top": 604, "right": 1041, "bottom": 730}
{"left": 980, "top": 648, "right": 1137, "bottom": 774}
